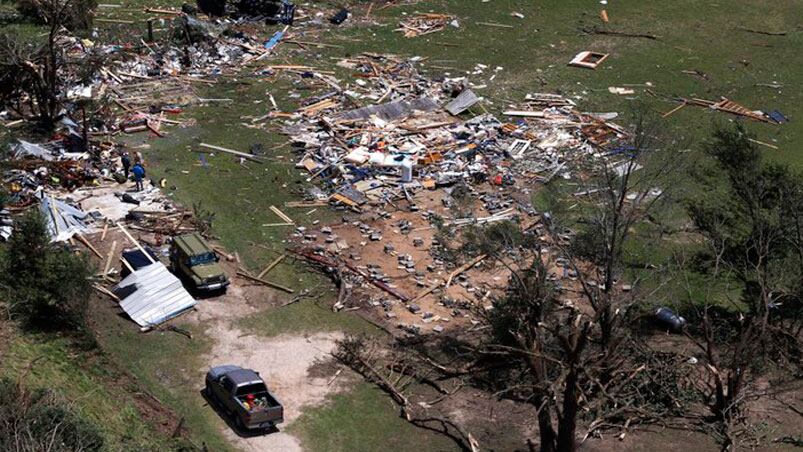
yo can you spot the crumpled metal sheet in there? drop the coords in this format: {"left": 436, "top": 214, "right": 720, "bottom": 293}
{"left": 39, "top": 194, "right": 90, "bottom": 242}
{"left": 114, "top": 262, "right": 197, "bottom": 328}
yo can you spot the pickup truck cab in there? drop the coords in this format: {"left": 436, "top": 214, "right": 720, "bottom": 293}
{"left": 205, "top": 365, "right": 284, "bottom": 430}
{"left": 169, "top": 233, "right": 229, "bottom": 292}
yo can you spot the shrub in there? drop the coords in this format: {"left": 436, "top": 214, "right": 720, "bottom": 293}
{"left": 0, "top": 377, "right": 104, "bottom": 452}
{"left": 2, "top": 210, "right": 92, "bottom": 332}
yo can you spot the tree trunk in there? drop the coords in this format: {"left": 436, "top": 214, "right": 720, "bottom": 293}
{"left": 556, "top": 367, "right": 579, "bottom": 452}
{"left": 537, "top": 403, "right": 557, "bottom": 452}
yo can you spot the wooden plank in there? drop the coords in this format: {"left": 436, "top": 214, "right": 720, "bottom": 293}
{"left": 236, "top": 270, "right": 294, "bottom": 293}
{"left": 748, "top": 138, "right": 779, "bottom": 150}
{"left": 661, "top": 102, "right": 686, "bottom": 118}
{"left": 257, "top": 253, "right": 286, "bottom": 279}
{"left": 199, "top": 143, "right": 264, "bottom": 162}
{"left": 93, "top": 284, "right": 121, "bottom": 301}
{"left": 269, "top": 205, "right": 294, "bottom": 224}
{"left": 116, "top": 223, "right": 156, "bottom": 264}
{"left": 76, "top": 233, "right": 103, "bottom": 259}
{"left": 103, "top": 240, "right": 118, "bottom": 276}
{"left": 100, "top": 222, "right": 109, "bottom": 242}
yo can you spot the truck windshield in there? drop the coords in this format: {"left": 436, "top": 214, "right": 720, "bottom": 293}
{"left": 236, "top": 383, "right": 267, "bottom": 396}
{"left": 189, "top": 252, "right": 216, "bottom": 266}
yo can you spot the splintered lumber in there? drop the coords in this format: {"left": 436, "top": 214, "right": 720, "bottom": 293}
{"left": 503, "top": 110, "right": 545, "bottom": 118}
{"left": 100, "top": 222, "right": 109, "bottom": 241}
{"left": 212, "top": 245, "right": 236, "bottom": 262}
{"left": 144, "top": 7, "right": 181, "bottom": 14}
{"left": 116, "top": 223, "right": 156, "bottom": 264}
{"left": 412, "top": 281, "right": 443, "bottom": 302}
{"left": 285, "top": 201, "right": 328, "bottom": 208}
{"left": 96, "top": 18, "right": 134, "bottom": 24}
{"left": 236, "top": 270, "right": 294, "bottom": 293}
{"left": 285, "top": 40, "right": 343, "bottom": 49}
{"left": 413, "top": 254, "right": 487, "bottom": 301}
{"left": 120, "top": 256, "right": 135, "bottom": 273}
{"left": 76, "top": 233, "right": 103, "bottom": 259}
{"left": 198, "top": 143, "right": 264, "bottom": 162}
{"left": 258, "top": 253, "right": 286, "bottom": 279}
{"left": 748, "top": 138, "right": 779, "bottom": 150}
{"left": 93, "top": 284, "right": 120, "bottom": 301}
{"left": 682, "top": 97, "right": 776, "bottom": 123}
{"left": 103, "top": 240, "right": 118, "bottom": 275}
{"left": 269, "top": 205, "right": 294, "bottom": 224}
{"left": 661, "top": 102, "right": 686, "bottom": 118}
{"left": 476, "top": 22, "right": 514, "bottom": 28}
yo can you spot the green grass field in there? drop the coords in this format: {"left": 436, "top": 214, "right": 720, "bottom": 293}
{"left": 2, "top": 0, "right": 802, "bottom": 450}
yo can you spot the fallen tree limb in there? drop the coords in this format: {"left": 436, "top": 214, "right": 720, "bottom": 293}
{"left": 581, "top": 26, "right": 659, "bottom": 40}
{"left": 290, "top": 248, "right": 411, "bottom": 301}
{"left": 736, "top": 27, "right": 787, "bottom": 36}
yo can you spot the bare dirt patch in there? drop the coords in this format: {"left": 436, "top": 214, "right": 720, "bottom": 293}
{"left": 193, "top": 282, "right": 346, "bottom": 452}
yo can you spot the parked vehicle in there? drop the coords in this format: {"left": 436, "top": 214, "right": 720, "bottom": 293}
{"left": 205, "top": 365, "right": 284, "bottom": 430}
{"left": 169, "top": 233, "right": 229, "bottom": 291}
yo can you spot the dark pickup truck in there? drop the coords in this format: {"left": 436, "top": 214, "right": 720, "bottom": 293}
{"left": 205, "top": 365, "right": 284, "bottom": 430}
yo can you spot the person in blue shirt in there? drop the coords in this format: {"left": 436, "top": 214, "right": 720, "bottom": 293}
{"left": 131, "top": 163, "right": 146, "bottom": 191}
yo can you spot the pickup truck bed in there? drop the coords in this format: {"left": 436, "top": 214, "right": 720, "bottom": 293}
{"left": 205, "top": 365, "right": 284, "bottom": 430}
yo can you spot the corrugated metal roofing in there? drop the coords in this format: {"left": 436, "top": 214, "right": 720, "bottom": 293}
{"left": 337, "top": 97, "right": 440, "bottom": 122}
{"left": 114, "top": 262, "right": 196, "bottom": 327}
{"left": 39, "top": 195, "right": 90, "bottom": 242}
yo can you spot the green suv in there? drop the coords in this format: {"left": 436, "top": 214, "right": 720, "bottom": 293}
{"left": 170, "top": 233, "right": 229, "bottom": 291}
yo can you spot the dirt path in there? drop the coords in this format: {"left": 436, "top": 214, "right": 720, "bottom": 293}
{"left": 191, "top": 284, "right": 344, "bottom": 452}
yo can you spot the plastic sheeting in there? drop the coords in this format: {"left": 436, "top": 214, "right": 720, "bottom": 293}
{"left": 114, "top": 262, "right": 196, "bottom": 328}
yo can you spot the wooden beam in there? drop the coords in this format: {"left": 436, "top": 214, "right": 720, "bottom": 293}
{"left": 104, "top": 240, "right": 118, "bottom": 276}
{"left": 257, "top": 253, "right": 286, "bottom": 279}
{"left": 76, "top": 233, "right": 103, "bottom": 259}
{"left": 236, "top": 270, "right": 294, "bottom": 293}
{"left": 199, "top": 143, "right": 264, "bottom": 162}
{"left": 116, "top": 223, "right": 155, "bottom": 264}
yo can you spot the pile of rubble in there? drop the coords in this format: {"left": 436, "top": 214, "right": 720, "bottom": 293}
{"left": 396, "top": 13, "right": 457, "bottom": 38}
{"left": 272, "top": 53, "right": 628, "bottom": 334}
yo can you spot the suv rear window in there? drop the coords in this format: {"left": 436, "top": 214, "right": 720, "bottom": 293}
{"left": 189, "top": 252, "right": 216, "bottom": 266}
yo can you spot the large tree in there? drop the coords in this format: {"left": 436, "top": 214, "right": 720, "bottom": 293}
{"left": 686, "top": 122, "right": 803, "bottom": 447}
{"left": 0, "top": 0, "right": 97, "bottom": 127}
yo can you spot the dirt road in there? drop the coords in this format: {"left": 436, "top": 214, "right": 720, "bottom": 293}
{"left": 192, "top": 284, "right": 345, "bottom": 451}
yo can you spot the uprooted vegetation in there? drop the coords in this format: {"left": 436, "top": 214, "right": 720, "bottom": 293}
{"left": 328, "top": 122, "right": 802, "bottom": 451}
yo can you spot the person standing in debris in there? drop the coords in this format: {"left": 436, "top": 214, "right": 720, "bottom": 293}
{"left": 132, "top": 162, "right": 146, "bottom": 191}
{"left": 121, "top": 152, "right": 131, "bottom": 179}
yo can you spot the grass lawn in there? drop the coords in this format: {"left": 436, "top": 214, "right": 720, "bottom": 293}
{"left": 290, "top": 382, "right": 459, "bottom": 452}
{"left": 1, "top": 331, "right": 188, "bottom": 451}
